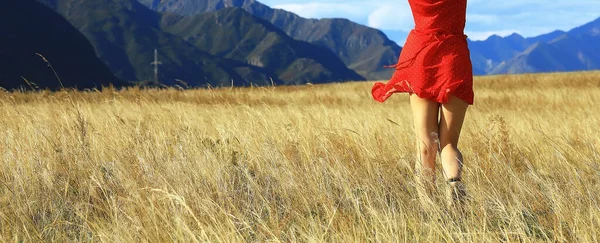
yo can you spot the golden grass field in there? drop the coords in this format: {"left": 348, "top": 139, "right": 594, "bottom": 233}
{"left": 0, "top": 71, "right": 599, "bottom": 242}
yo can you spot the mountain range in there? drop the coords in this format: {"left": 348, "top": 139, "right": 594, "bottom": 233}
{"left": 1, "top": 0, "right": 599, "bottom": 90}
{"left": 138, "top": 0, "right": 402, "bottom": 80}
{"left": 468, "top": 18, "right": 600, "bottom": 75}
{"left": 36, "top": 0, "right": 366, "bottom": 87}
{"left": 160, "top": 8, "right": 363, "bottom": 84}
{"left": 37, "top": 0, "right": 283, "bottom": 87}
{"left": 139, "top": 0, "right": 600, "bottom": 77}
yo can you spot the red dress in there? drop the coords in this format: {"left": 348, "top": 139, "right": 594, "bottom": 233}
{"left": 372, "top": 0, "right": 474, "bottom": 105}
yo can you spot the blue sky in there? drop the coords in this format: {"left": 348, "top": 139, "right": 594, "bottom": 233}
{"left": 260, "top": 0, "right": 600, "bottom": 45}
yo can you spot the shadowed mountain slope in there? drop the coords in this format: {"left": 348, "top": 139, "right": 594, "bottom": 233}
{"left": 1, "top": 0, "right": 123, "bottom": 90}
{"left": 39, "top": 0, "right": 279, "bottom": 87}
{"left": 138, "top": 0, "right": 402, "bottom": 80}
{"left": 161, "top": 8, "right": 364, "bottom": 84}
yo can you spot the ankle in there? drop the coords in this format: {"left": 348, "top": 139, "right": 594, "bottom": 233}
{"left": 446, "top": 178, "right": 467, "bottom": 207}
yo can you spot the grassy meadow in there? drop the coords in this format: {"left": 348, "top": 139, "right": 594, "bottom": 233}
{"left": 0, "top": 72, "right": 599, "bottom": 242}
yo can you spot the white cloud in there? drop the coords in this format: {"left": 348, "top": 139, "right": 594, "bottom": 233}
{"left": 271, "top": 3, "right": 365, "bottom": 19}
{"left": 367, "top": 3, "right": 413, "bottom": 31}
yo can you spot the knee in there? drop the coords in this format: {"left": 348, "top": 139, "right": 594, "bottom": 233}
{"left": 419, "top": 143, "right": 438, "bottom": 157}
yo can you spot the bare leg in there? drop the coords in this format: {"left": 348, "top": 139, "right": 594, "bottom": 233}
{"left": 438, "top": 95, "right": 468, "bottom": 180}
{"left": 439, "top": 95, "right": 469, "bottom": 206}
{"left": 410, "top": 94, "right": 440, "bottom": 189}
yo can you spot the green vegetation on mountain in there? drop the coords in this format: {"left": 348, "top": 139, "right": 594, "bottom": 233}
{"left": 161, "top": 8, "right": 364, "bottom": 84}
{"left": 139, "top": 0, "right": 402, "bottom": 80}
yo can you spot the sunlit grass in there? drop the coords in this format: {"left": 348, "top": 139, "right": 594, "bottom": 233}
{"left": 0, "top": 71, "right": 599, "bottom": 242}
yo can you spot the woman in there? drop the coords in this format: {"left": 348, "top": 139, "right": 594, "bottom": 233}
{"left": 372, "top": 0, "right": 473, "bottom": 205}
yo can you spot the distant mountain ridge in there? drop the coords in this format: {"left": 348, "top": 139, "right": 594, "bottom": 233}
{"left": 469, "top": 17, "right": 600, "bottom": 75}
{"left": 137, "top": 0, "right": 402, "bottom": 80}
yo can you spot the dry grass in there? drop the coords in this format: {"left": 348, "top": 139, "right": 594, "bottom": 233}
{"left": 0, "top": 71, "right": 599, "bottom": 242}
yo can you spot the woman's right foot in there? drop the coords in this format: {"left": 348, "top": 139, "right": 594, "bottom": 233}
{"left": 447, "top": 178, "right": 466, "bottom": 208}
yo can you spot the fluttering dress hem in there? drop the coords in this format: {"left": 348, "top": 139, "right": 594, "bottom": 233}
{"left": 372, "top": 78, "right": 474, "bottom": 105}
